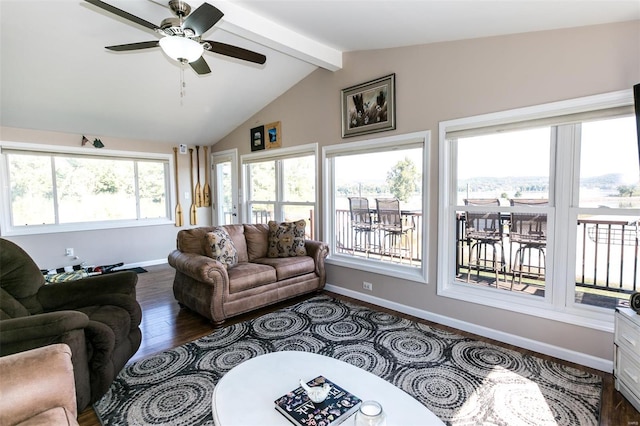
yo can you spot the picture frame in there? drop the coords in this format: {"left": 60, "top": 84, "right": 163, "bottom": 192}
{"left": 341, "top": 73, "right": 396, "bottom": 138}
{"left": 250, "top": 125, "right": 265, "bottom": 151}
{"left": 265, "top": 121, "right": 282, "bottom": 149}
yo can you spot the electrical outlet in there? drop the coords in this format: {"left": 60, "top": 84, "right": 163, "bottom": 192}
{"left": 65, "top": 248, "right": 74, "bottom": 256}
{"left": 363, "top": 281, "right": 373, "bottom": 291}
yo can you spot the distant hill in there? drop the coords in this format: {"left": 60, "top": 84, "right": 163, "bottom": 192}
{"left": 579, "top": 173, "right": 630, "bottom": 189}
{"left": 458, "top": 173, "right": 629, "bottom": 192}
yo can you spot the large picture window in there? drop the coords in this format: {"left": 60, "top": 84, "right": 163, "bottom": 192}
{"left": 1, "top": 144, "right": 171, "bottom": 235}
{"left": 323, "top": 131, "right": 429, "bottom": 283}
{"left": 242, "top": 144, "right": 317, "bottom": 238}
{"left": 453, "top": 127, "right": 552, "bottom": 298}
{"left": 438, "top": 90, "right": 637, "bottom": 328}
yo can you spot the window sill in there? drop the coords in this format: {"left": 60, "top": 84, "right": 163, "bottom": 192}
{"left": 1, "top": 218, "right": 174, "bottom": 237}
{"left": 326, "top": 253, "right": 428, "bottom": 284}
{"left": 437, "top": 280, "right": 615, "bottom": 333}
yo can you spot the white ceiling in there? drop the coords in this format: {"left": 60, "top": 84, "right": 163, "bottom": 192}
{"left": 1, "top": 0, "right": 638, "bottom": 146}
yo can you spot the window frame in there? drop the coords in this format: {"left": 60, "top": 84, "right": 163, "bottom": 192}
{"left": 0, "top": 141, "right": 173, "bottom": 236}
{"left": 437, "top": 90, "right": 636, "bottom": 331}
{"left": 241, "top": 143, "right": 319, "bottom": 236}
{"left": 322, "top": 130, "right": 430, "bottom": 284}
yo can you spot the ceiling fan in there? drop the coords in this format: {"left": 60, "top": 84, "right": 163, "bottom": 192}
{"left": 85, "top": 0, "right": 266, "bottom": 75}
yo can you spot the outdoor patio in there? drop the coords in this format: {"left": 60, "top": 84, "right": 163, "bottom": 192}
{"left": 244, "top": 207, "right": 638, "bottom": 309}
{"left": 334, "top": 207, "right": 638, "bottom": 309}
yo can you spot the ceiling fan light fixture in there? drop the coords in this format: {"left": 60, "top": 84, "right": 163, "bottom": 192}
{"left": 159, "top": 36, "right": 203, "bottom": 63}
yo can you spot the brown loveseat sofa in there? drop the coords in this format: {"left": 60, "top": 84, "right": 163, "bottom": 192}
{"left": 168, "top": 223, "right": 329, "bottom": 324}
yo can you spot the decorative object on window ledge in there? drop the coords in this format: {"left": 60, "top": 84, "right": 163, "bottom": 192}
{"left": 341, "top": 74, "right": 396, "bottom": 138}
{"left": 250, "top": 125, "right": 265, "bottom": 152}
{"left": 265, "top": 121, "right": 282, "bottom": 149}
{"left": 81, "top": 135, "right": 104, "bottom": 148}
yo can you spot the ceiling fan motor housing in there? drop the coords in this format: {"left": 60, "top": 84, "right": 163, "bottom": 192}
{"left": 168, "top": 0, "right": 191, "bottom": 18}
{"left": 160, "top": 17, "right": 190, "bottom": 36}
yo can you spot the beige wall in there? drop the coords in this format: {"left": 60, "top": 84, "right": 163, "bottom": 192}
{"left": 0, "top": 126, "right": 212, "bottom": 269}
{"left": 212, "top": 21, "right": 640, "bottom": 364}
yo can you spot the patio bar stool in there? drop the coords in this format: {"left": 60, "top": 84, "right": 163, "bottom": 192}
{"left": 348, "top": 197, "right": 377, "bottom": 257}
{"left": 463, "top": 198, "right": 506, "bottom": 286}
{"left": 509, "top": 199, "right": 548, "bottom": 289}
{"left": 375, "top": 198, "right": 413, "bottom": 263}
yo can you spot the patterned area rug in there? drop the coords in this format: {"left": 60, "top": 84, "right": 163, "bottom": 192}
{"left": 95, "top": 295, "right": 602, "bottom": 425}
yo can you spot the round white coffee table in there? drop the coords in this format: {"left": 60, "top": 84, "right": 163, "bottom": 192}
{"left": 212, "top": 351, "right": 444, "bottom": 425}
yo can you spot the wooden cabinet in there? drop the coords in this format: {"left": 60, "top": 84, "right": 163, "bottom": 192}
{"left": 615, "top": 307, "right": 640, "bottom": 412}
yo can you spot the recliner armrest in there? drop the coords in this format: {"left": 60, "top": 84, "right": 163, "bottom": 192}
{"left": 38, "top": 271, "right": 138, "bottom": 311}
{"left": 0, "top": 311, "right": 89, "bottom": 353}
{"left": 0, "top": 343, "right": 78, "bottom": 426}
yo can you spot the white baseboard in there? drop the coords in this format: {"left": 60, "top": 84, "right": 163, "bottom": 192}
{"left": 325, "top": 283, "right": 612, "bottom": 373}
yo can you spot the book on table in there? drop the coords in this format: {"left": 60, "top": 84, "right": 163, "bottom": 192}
{"left": 274, "top": 376, "right": 362, "bottom": 426}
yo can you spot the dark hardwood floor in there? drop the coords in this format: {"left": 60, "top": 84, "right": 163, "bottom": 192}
{"left": 79, "top": 264, "right": 640, "bottom": 425}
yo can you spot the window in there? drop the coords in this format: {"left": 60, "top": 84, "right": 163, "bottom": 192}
{"left": 242, "top": 144, "right": 317, "bottom": 237}
{"left": 573, "top": 116, "right": 639, "bottom": 308}
{"left": 323, "top": 131, "right": 429, "bottom": 283}
{"left": 0, "top": 144, "right": 171, "bottom": 235}
{"left": 438, "top": 90, "right": 637, "bottom": 328}
{"left": 453, "top": 127, "right": 552, "bottom": 299}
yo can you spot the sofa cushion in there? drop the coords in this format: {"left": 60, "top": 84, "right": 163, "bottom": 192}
{"left": 222, "top": 225, "right": 249, "bottom": 263}
{"left": 77, "top": 304, "right": 132, "bottom": 347}
{"left": 244, "top": 223, "right": 269, "bottom": 261}
{"left": 227, "top": 263, "right": 277, "bottom": 293}
{"left": 177, "top": 228, "right": 211, "bottom": 256}
{"left": 205, "top": 228, "right": 239, "bottom": 269}
{"left": 267, "top": 220, "right": 307, "bottom": 258}
{"left": 254, "top": 256, "right": 315, "bottom": 281}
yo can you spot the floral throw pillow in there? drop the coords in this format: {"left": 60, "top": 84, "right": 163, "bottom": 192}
{"left": 268, "top": 220, "right": 307, "bottom": 258}
{"left": 206, "top": 227, "right": 238, "bottom": 268}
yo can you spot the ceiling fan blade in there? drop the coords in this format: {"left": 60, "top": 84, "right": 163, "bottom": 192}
{"left": 203, "top": 41, "right": 266, "bottom": 65}
{"left": 85, "top": 0, "right": 159, "bottom": 31}
{"left": 106, "top": 41, "right": 160, "bottom": 51}
{"left": 190, "top": 56, "right": 211, "bottom": 75}
{"left": 183, "top": 3, "right": 224, "bottom": 36}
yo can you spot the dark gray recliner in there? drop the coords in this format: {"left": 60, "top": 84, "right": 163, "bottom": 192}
{"left": 0, "top": 238, "right": 142, "bottom": 411}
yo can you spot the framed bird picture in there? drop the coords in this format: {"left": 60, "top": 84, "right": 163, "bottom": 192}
{"left": 341, "top": 74, "right": 396, "bottom": 138}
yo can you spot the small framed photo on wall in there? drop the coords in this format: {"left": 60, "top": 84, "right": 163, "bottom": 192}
{"left": 265, "top": 121, "right": 281, "bottom": 149}
{"left": 250, "top": 125, "right": 265, "bottom": 151}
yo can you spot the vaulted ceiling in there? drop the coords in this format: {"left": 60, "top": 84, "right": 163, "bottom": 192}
{"left": 1, "top": 0, "right": 638, "bottom": 146}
